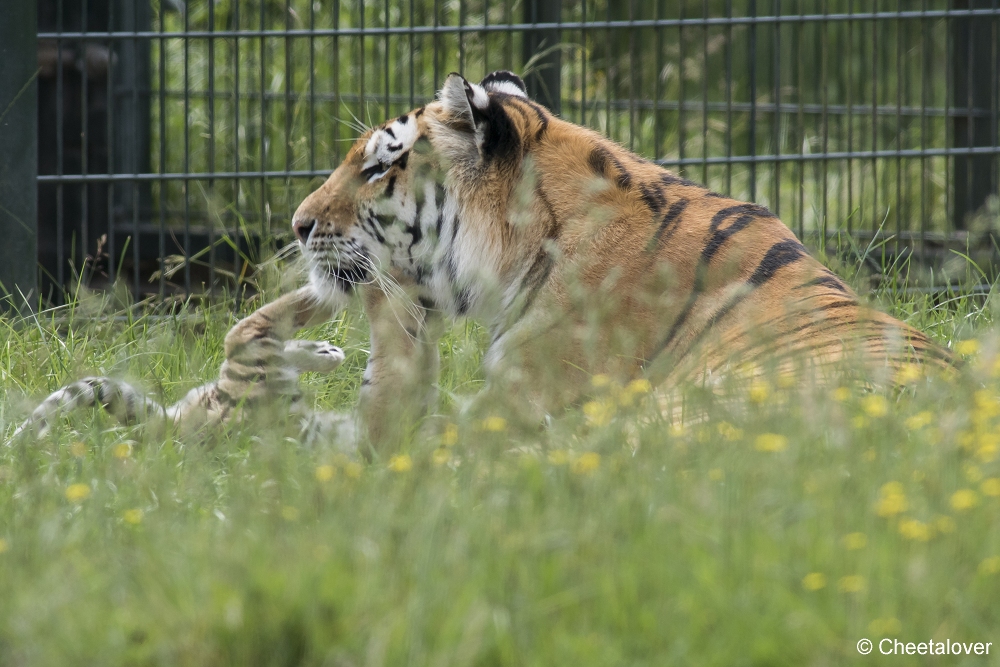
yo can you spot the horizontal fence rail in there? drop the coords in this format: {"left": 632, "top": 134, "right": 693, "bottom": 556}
{"left": 14, "top": 0, "right": 1000, "bottom": 304}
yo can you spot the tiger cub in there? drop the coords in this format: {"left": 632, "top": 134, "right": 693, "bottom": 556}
{"left": 12, "top": 287, "right": 351, "bottom": 442}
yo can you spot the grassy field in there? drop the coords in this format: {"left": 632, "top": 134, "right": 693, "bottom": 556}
{"left": 2, "top": 253, "right": 1000, "bottom": 665}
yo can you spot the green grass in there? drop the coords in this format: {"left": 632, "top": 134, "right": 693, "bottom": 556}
{"left": 2, "top": 257, "right": 1000, "bottom": 665}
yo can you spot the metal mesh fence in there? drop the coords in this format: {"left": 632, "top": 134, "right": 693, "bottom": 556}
{"left": 23, "top": 0, "right": 1000, "bottom": 303}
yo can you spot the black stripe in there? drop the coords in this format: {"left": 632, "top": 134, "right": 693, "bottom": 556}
{"left": 646, "top": 198, "right": 689, "bottom": 252}
{"left": 795, "top": 272, "right": 849, "bottom": 294}
{"left": 384, "top": 126, "right": 396, "bottom": 139}
{"left": 396, "top": 114, "right": 409, "bottom": 125}
{"left": 746, "top": 240, "right": 807, "bottom": 287}
{"left": 588, "top": 145, "right": 632, "bottom": 190}
{"left": 702, "top": 213, "right": 755, "bottom": 263}
{"left": 518, "top": 99, "right": 550, "bottom": 141}
{"left": 455, "top": 287, "right": 472, "bottom": 315}
{"left": 360, "top": 164, "right": 385, "bottom": 181}
{"left": 481, "top": 70, "right": 527, "bottom": 95}
{"left": 669, "top": 240, "right": 808, "bottom": 363}
{"left": 639, "top": 183, "right": 666, "bottom": 215}
{"left": 384, "top": 175, "right": 397, "bottom": 198}
{"left": 480, "top": 98, "right": 522, "bottom": 164}
{"left": 660, "top": 173, "right": 703, "bottom": 188}
{"left": 517, "top": 247, "right": 555, "bottom": 318}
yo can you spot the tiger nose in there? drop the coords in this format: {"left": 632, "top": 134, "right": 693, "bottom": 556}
{"left": 292, "top": 218, "right": 316, "bottom": 243}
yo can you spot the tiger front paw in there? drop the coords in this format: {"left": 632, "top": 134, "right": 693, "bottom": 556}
{"left": 283, "top": 340, "right": 346, "bottom": 373}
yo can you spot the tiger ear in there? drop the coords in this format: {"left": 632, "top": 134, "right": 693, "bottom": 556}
{"left": 438, "top": 72, "right": 489, "bottom": 133}
{"left": 480, "top": 71, "right": 528, "bottom": 98}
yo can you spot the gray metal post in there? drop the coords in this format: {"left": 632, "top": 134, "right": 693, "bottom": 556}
{"left": 522, "top": 0, "right": 561, "bottom": 115}
{"left": 951, "top": 0, "right": 997, "bottom": 229}
{"left": 0, "top": 0, "right": 39, "bottom": 311}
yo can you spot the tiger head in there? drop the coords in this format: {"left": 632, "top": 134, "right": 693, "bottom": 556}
{"left": 291, "top": 70, "right": 551, "bottom": 316}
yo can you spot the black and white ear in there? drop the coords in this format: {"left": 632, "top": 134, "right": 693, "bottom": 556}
{"left": 438, "top": 72, "right": 490, "bottom": 131}
{"left": 480, "top": 71, "right": 528, "bottom": 99}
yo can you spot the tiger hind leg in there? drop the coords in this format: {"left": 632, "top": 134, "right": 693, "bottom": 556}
{"left": 10, "top": 377, "right": 168, "bottom": 441}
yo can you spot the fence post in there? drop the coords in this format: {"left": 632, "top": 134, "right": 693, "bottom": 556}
{"left": 951, "top": 0, "right": 997, "bottom": 230}
{"left": 522, "top": 0, "right": 561, "bottom": 115}
{"left": 0, "top": 0, "right": 39, "bottom": 312}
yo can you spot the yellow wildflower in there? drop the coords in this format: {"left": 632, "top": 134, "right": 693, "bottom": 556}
{"left": 950, "top": 489, "right": 980, "bottom": 511}
{"left": 343, "top": 461, "right": 363, "bottom": 479}
{"left": 281, "top": 506, "right": 299, "bottom": 522}
{"left": 977, "top": 441, "right": 998, "bottom": 463}
{"left": 0, "top": 539, "right": 8, "bottom": 554}
{"left": 843, "top": 532, "right": 867, "bottom": 550}
{"left": 838, "top": 575, "right": 867, "bottom": 593}
{"left": 875, "top": 482, "right": 908, "bottom": 517}
{"left": 590, "top": 374, "right": 612, "bottom": 388}
{"left": 626, "top": 378, "right": 652, "bottom": 395}
{"left": 669, "top": 423, "right": 686, "bottom": 438}
{"left": 432, "top": 448, "right": 451, "bottom": 466}
{"left": 956, "top": 339, "right": 980, "bottom": 356}
{"left": 898, "top": 518, "right": 933, "bottom": 541}
{"left": 708, "top": 468, "right": 724, "bottom": 481}
{"left": 831, "top": 386, "right": 852, "bottom": 402}
{"left": 852, "top": 416, "right": 869, "bottom": 430}
{"left": 315, "top": 465, "right": 335, "bottom": 482}
{"left": 754, "top": 433, "right": 788, "bottom": 453}
{"left": 749, "top": 380, "right": 771, "bottom": 404}
{"left": 717, "top": 422, "right": 744, "bottom": 441}
{"left": 861, "top": 395, "right": 888, "bottom": 418}
{"left": 123, "top": 509, "right": 143, "bottom": 525}
{"left": 388, "top": 454, "right": 413, "bottom": 473}
{"left": 571, "top": 452, "right": 601, "bottom": 475}
{"left": 869, "top": 618, "right": 902, "bottom": 635}
{"left": 964, "top": 464, "right": 983, "bottom": 483}
{"left": 65, "top": 483, "right": 91, "bottom": 504}
{"left": 904, "top": 411, "right": 933, "bottom": 431}
{"left": 482, "top": 416, "right": 507, "bottom": 432}
{"left": 896, "top": 364, "right": 923, "bottom": 384}
{"left": 934, "top": 515, "right": 957, "bottom": 534}
{"left": 979, "top": 556, "right": 1000, "bottom": 576}
{"left": 442, "top": 423, "right": 459, "bottom": 446}
{"left": 547, "top": 450, "right": 569, "bottom": 466}
{"left": 583, "top": 400, "right": 616, "bottom": 427}
{"left": 801, "top": 572, "right": 826, "bottom": 591}
{"left": 70, "top": 441, "right": 86, "bottom": 458}
{"left": 981, "top": 478, "right": 1000, "bottom": 497}
{"left": 113, "top": 443, "right": 131, "bottom": 459}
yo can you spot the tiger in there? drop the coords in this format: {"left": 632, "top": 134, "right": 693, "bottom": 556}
{"left": 13, "top": 70, "right": 950, "bottom": 449}
{"left": 11, "top": 287, "right": 351, "bottom": 443}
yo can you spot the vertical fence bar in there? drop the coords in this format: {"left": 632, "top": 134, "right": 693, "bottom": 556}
{"left": 0, "top": 0, "right": 39, "bottom": 311}
{"left": 522, "top": 0, "right": 561, "bottom": 114}
{"left": 56, "top": 0, "right": 65, "bottom": 299}
{"left": 952, "top": 0, "right": 997, "bottom": 229}
{"left": 157, "top": 0, "right": 166, "bottom": 299}
{"left": 748, "top": 0, "right": 757, "bottom": 201}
